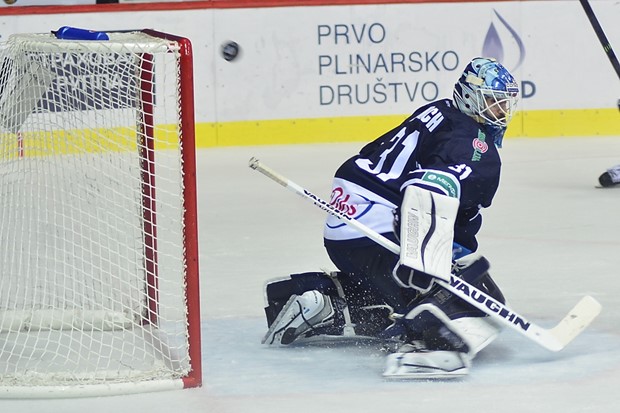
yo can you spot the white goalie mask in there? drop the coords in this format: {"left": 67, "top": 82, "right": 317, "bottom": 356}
{"left": 453, "top": 58, "right": 519, "bottom": 146}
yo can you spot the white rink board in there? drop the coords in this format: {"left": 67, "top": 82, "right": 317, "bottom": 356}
{"left": 0, "top": 1, "right": 618, "bottom": 124}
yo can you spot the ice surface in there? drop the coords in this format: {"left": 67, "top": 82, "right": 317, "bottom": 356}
{"left": 2, "top": 136, "right": 620, "bottom": 412}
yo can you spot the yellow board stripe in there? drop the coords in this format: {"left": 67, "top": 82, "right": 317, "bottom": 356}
{"left": 1, "top": 125, "right": 181, "bottom": 159}
{"left": 196, "top": 108, "right": 620, "bottom": 148}
{"left": 515, "top": 109, "right": 620, "bottom": 137}
{"left": 5, "top": 108, "right": 617, "bottom": 157}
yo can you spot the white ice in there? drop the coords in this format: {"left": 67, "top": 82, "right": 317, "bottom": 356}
{"left": 2, "top": 136, "right": 620, "bottom": 413}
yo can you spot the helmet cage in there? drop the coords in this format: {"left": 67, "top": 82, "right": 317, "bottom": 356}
{"left": 453, "top": 58, "right": 519, "bottom": 129}
{"left": 475, "top": 87, "right": 518, "bottom": 127}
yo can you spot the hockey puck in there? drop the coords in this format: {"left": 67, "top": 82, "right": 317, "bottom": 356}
{"left": 221, "top": 41, "right": 240, "bottom": 62}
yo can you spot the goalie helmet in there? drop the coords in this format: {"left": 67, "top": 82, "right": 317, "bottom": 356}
{"left": 453, "top": 57, "right": 519, "bottom": 147}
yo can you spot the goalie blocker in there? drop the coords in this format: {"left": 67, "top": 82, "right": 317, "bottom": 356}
{"left": 392, "top": 185, "right": 459, "bottom": 292}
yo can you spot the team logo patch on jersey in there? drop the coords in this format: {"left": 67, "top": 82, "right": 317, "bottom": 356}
{"left": 330, "top": 187, "right": 357, "bottom": 216}
{"left": 471, "top": 130, "right": 488, "bottom": 161}
{"left": 472, "top": 138, "right": 488, "bottom": 153}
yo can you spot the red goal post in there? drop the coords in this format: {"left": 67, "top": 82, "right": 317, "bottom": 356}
{"left": 0, "top": 28, "right": 201, "bottom": 397}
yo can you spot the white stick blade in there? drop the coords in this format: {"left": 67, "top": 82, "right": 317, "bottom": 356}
{"left": 546, "top": 295, "right": 602, "bottom": 351}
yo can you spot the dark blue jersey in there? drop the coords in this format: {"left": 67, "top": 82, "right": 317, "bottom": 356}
{"left": 324, "top": 99, "right": 501, "bottom": 252}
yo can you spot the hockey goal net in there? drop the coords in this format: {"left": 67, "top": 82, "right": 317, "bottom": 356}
{"left": 0, "top": 29, "right": 201, "bottom": 397}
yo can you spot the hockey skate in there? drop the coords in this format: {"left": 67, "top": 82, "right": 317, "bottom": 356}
{"left": 383, "top": 342, "right": 470, "bottom": 379}
{"left": 598, "top": 164, "right": 620, "bottom": 187}
{"left": 262, "top": 290, "right": 335, "bottom": 345}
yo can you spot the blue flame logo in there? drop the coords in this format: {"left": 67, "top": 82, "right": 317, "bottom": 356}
{"left": 482, "top": 10, "right": 525, "bottom": 71}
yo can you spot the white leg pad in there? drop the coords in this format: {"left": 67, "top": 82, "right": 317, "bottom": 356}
{"left": 451, "top": 315, "right": 502, "bottom": 355}
{"left": 405, "top": 303, "right": 502, "bottom": 357}
{"left": 262, "top": 290, "right": 334, "bottom": 345}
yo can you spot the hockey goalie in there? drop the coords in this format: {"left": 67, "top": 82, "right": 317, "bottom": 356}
{"left": 261, "top": 57, "right": 520, "bottom": 379}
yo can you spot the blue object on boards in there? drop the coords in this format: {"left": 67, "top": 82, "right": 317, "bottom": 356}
{"left": 53, "top": 26, "right": 110, "bottom": 41}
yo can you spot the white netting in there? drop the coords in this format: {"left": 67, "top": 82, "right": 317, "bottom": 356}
{"left": 0, "top": 31, "right": 198, "bottom": 396}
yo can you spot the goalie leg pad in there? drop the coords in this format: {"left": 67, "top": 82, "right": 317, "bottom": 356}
{"left": 401, "top": 256, "right": 505, "bottom": 355}
{"left": 262, "top": 290, "right": 335, "bottom": 345}
{"left": 264, "top": 272, "right": 337, "bottom": 327}
{"left": 263, "top": 271, "right": 394, "bottom": 341}
{"left": 381, "top": 303, "right": 478, "bottom": 379}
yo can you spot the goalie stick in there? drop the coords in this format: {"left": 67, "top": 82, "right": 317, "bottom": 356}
{"left": 579, "top": 0, "right": 620, "bottom": 111}
{"left": 579, "top": 0, "right": 620, "bottom": 81}
{"left": 248, "top": 157, "right": 602, "bottom": 352}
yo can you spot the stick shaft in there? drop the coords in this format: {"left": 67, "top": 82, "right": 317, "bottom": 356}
{"left": 249, "top": 157, "right": 399, "bottom": 254}
{"left": 579, "top": 0, "right": 620, "bottom": 80}
{"left": 249, "top": 158, "right": 601, "bottom": 351}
